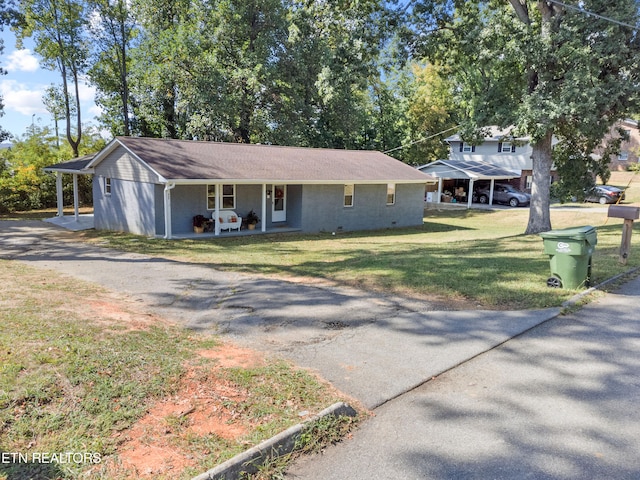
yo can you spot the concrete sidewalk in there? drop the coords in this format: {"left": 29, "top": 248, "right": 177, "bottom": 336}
{"left": 1, "top": 220, "right": 559, "bottom": 409}
{"left": 287, "top": 275, "right": 640, "bottom": 479}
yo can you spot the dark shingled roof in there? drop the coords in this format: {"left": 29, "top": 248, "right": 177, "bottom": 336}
{"left": 109, "top": 137, "right": 429, "bottom": 183}
{"left": 43, "top": 154, "right": 96, "bottom": 173}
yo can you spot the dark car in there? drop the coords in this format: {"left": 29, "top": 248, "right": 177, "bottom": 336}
{"left": 584, "top": 185, "right": 626, "bottom": 204}
{"left": 475, "top": 183, "right": 531, "bottom": 207}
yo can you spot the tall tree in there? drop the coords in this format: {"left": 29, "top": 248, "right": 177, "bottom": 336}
{"left": 42, "top": 83, "right": 70, "bottom": 147}
{"left": 87, "top": 0, "right": 137, "bottom": 136}
{"left": 128, "top": 0, "right": 191, "bottom": 138}
{"left": 412, "top": 0, "right": 640, "bottom": 233}
{"left": 17, "top": 0, "right": 88, "bottom": 157}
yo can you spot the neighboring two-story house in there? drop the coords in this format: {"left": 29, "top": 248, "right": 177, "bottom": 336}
{"left": 444, "top": 126, "right": 555, "bottom": 193}
{"left": 601, "top": 118, "right": 640, "bottom": 171}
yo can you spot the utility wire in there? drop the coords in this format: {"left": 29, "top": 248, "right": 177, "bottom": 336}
{"left": 383, "top": 125, "right": 460, "bottom": 154}
{"left": 547, "top": 0, "right": 639, "bottom": 31}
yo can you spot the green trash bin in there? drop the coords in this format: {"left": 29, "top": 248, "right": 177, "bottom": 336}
{"left": 539, "top": 225, "right": 597, "bottom": 289}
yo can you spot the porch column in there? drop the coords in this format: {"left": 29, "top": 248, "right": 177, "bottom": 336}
{"left": 214, "top": 183, "right": 221, "bottom": 236}
{"left": 73, "top": 173, "right": 79, "bottom": 221}
{"left": 467, "top": 179, "right": 474, "bottom": 209}
{"left": 261, "top": 184, "right": 267, "bottom": 233}
{"left": 163, "top": 182, "right": 176, "bottom": 239}
{"left": 437, "top": 177, "right": 443, "bottom": 203}
{"left": 56, "top": 172, "right": 64, "bottom": 217}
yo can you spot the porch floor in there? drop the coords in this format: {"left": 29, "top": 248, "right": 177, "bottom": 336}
{"left": 44, "top": 214, "right": 95, "bottom": 231}
{"left": 170, "top": 226, "right": 301, "bottom": 240}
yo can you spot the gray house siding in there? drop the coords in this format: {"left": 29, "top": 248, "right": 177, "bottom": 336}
{"left": 93, "top": 176, "right": 157, "bottom": 236}
{"left": 97, "top": 145, "right": 161, "bottom": 183}
{"left": 300, "top": 183, "right": 424, "bottom": 233}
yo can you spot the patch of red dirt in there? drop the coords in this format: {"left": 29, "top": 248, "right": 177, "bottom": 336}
{"left": 197, "top": 342, "right": 266, "bottom": 368}
{"left": 104, "top": 344, "right": 265, "bottom": 478}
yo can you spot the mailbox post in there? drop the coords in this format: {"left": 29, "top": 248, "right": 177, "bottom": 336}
{"left": 607, "top": 205, "right": 640, "bottom": 265}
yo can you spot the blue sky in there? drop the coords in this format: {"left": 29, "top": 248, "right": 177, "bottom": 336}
{"left": 0, "top": 28, "right": 100, "bottom": 141}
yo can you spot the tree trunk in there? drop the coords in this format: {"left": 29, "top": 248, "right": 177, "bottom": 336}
{"left": 525, "top": 130, "right": 553, "bottom": 234}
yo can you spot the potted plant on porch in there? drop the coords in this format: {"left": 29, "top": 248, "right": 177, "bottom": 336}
{"left": 245, "top": 210, "right": 260, "bottom": 230}
{"left": 193, "top": 214, "right": 206, "bottom": 233}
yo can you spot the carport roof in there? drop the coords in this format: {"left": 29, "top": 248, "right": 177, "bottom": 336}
{"left": 43, "top": 154, "right": 95, "bottom": 174}
{"left": 416, "top": 159, "right": 519, "bottom": 180}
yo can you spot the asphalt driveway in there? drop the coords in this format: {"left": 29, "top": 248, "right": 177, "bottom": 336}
{"left": 0, "top": 219, "right": 561, "bottom": 409}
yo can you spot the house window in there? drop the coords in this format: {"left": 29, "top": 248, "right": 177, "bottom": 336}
{"left": 460, "top": 143, "right": 475, "bottom": 153}
{"left": 525, "top": 176, "right": 533, "bottom": 190}
{"left": 207, "top": 184, "right": 236, "bottom": 209}
{"left": 104, "top": 177, "right": 111, "bottom": 196}
{"left": 344, "top": 184, "right": 354, "bottom": 207}
{"left": 387, "top": 183, "right": 396, "bottom": 205}
{"left": 498, "top": 142, "right": 516, "bottom": 153}
{"left": 618, "top": 151, "right": 629, "bottom": 161}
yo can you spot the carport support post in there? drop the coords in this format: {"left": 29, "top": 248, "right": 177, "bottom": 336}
{"left": 73, "top": 173, "right": 79, "bottom": 221}
{"left": 437, "top": 177, "right": 443, "bottom": 203}
{"left": 467, "top": 179, "right": 474, "bottom": 209}
{"left": 56, "top": 172, "right": 64, "bottom": 217}
{"left": 489, "top": 179, "right": 495, "bottom": 206}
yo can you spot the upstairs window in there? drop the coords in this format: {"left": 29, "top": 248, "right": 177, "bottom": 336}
{"left": 498, "top": 142, "right": 516, "bottom": 153}
{"left": 460, "top": 142, "right": 475, "bottom": 153}
{"left": 344, "top": 184, "right": 354, "bottom": 207}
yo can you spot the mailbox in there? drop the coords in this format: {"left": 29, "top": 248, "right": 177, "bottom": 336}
{"left": 608, "top": 205, "right": 640, "bottom": 220}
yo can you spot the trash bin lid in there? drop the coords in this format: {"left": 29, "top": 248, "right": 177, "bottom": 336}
{"left": 539, "top": 225, "right": 597, "bottom": 241}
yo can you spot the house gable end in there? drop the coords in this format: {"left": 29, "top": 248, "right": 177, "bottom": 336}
{"left": 93, "top": 143, "right": 164, "bottom": 184}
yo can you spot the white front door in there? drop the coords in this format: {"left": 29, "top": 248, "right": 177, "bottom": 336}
{"left": 272, "top": 184, "right": 286, "bottom": 222}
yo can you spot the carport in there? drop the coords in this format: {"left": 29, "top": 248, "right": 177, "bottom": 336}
{"left": 43, "top": 155, "right": 95, "bottom": 229}
{"left": 417, "top": 159, "right": 520, "bottom": 208}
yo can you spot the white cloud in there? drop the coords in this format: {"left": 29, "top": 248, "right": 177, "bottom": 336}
{"left": 5, "top": 49, "right": 40, "bottom": 73}
{"left": 0, "top": 79, "right": 47, "bottom": 115}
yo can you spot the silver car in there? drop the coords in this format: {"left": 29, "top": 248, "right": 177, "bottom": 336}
{"left": 476, "top": 184, "right": 531, "bottom": 207}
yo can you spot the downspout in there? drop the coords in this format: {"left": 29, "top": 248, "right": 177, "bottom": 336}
{"left": 163, "top": 182, "right": 176, "bottom": 239}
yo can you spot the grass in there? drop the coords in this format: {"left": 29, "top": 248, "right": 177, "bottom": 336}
{"left": 0, "top": 261, "right": 351, "bottom": 480}
{"left": 73, "top": 205, "right": 640, "bottom": 310}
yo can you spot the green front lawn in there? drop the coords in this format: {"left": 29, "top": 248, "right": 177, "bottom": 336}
{"left": 79, "top": 206, "right": 639, "bottom": 310}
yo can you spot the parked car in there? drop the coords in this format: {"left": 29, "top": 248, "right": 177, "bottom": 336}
{"left": 584, "top": 185, "right": 626, "bottom": 204}
{"left": 475, "top": 183, "right": 531, "bottom": 207}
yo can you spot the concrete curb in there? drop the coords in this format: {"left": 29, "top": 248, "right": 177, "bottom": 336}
{"left": 561, "top": 265, "right": 640, "bottom": 309}
{"left": 192, "top": 402, "right": 357, "bottom": 480}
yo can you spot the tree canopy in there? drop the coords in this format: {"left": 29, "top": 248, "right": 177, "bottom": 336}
{"left": 411, "top": 0, "right": 640, "bottom": 232}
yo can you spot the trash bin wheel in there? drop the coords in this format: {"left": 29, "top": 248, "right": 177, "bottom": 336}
{"left": 547, "top": 276, "right": 562, "bottom": 288}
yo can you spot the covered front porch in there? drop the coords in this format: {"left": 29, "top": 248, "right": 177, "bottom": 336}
{"left": 165, "top": 182, "right": 300, "bottom": 239}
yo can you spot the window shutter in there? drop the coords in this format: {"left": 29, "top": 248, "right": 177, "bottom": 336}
{"left": 498, "top": 142, "right": 503, "bottom": 153}
{"left": 471, "top": 145, "right": 476, "bottom": 153}
{"left": 511, "top": 145, "right": 516, "bottom": 153}
{"left": 459, "top": 142, "right": 464, "bottom": 152}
